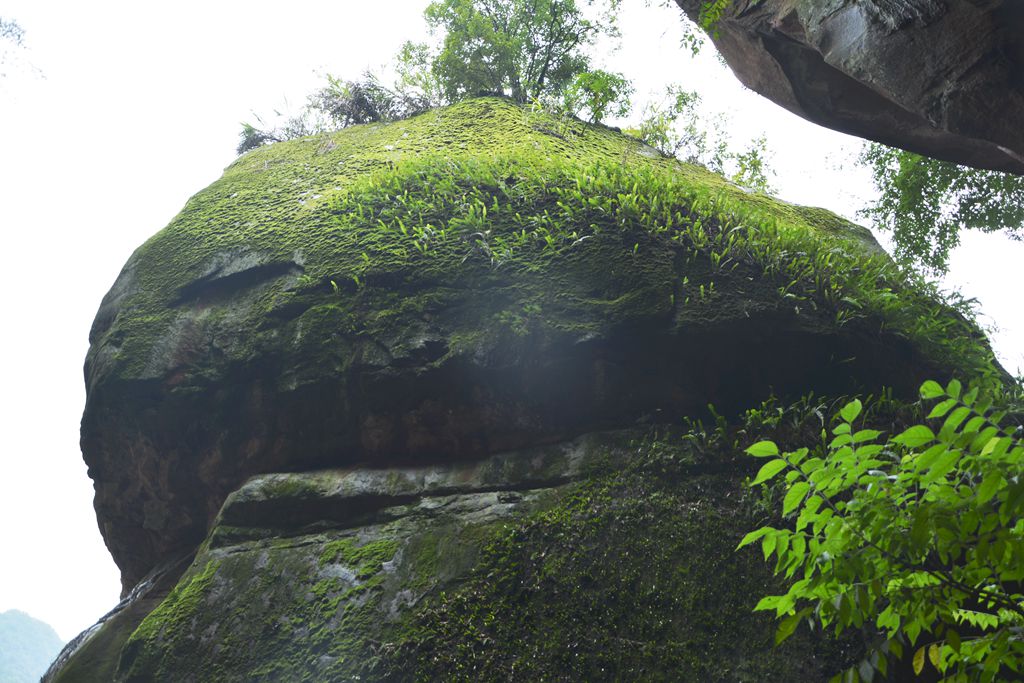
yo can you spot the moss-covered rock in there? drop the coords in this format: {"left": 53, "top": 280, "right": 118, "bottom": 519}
{"left": 115, "top": 433, "right": 634, "bottom": 681}
{"left": 81, "top": 98, "right": 995, "bottom": 593}
{"left": 58, "top": 96, "right": 1002, "bottom": 681}
{"left": 109, "top": 429, "right": 857, "bottom": 682}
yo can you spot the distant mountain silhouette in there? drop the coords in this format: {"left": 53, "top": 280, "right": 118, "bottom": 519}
{"left": 0, "top": 610, "right": 64, "bottom": 683}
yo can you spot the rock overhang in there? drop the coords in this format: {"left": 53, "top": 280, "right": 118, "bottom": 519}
{"left": 674, "top": 0, "right": 1024, "bottom": 174}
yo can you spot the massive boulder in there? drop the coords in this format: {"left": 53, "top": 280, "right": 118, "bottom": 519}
{"left": 52, "top": 97, "right": 998, "bottom": 681}
{"left": 675, "top": 0, "right": 1024, "bottom": 174}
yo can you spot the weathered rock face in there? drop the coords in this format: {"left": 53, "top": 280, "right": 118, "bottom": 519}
{"left": 54, "top": 98, "right": 998, "bottom": 681}
{"left": 90, "top": 433, "right": 862, "bottom": 681}
{"left": 675, "top": 0, "right": 1024, "bottom": 174}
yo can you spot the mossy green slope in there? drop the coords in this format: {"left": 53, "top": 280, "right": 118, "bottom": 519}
{"left": 113, "top": 435, "right": 623, "bottom": 681}
{"left": 88, "top": 96, "right": 884, "bottom": 385}
{"left": 88, "top": 95, "right": 996, "bottom": 394}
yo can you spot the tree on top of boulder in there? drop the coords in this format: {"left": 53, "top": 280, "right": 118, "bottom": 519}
{"left": 422, "top": 0, "right": 619, "bottom": 104}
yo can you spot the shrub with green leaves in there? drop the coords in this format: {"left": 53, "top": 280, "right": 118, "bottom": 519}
{"left": 561, "top": 69, "right": 632, "bottom": 124}
{"left": 742, "top": 380, "right": 1024, "bottom": 682}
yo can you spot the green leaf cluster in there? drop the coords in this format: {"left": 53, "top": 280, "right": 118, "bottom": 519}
{"left": 238, "top": 0, "right": 630, "bottom": 151}
{"left": 742, "top": 380, "right": 1024, "bottom": 682}
{"left": 561, "top": 68, "right": 633, "bottom": 124}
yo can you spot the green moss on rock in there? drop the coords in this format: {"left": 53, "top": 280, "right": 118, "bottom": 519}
{"left": 106, "top": 424, "right": 870, "bottom": 682}
{"left": 383, "top": 438, "right": 857, "bottom": 681}
{"left": 317, "top": 538, "right": 399, "bottom": 575}
{"left": 116, "top": 534, "right": 401, "bottom": 681}
{"left": 91, "top": 97, "right": 994, "bottom": 387}
{"left": 83, "top": 97, "right": 1001, "bottom": 594}
{"left": 66, "top": 96, "right": 1008, "bottom": 683}
{"left": 126, "top": 561, "right": 218, "bottom": 644}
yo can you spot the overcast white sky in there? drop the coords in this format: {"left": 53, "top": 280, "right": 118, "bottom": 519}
{"left": 1, "top": 0, "right": 1021, "bottom": 642}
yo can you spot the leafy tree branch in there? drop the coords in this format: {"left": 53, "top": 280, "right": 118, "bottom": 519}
{"left": 858, "top": 144, "right": 1024, "bottom": 273}
{"left": 742, "top": 379, "right": 1024, "bottom": 682}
